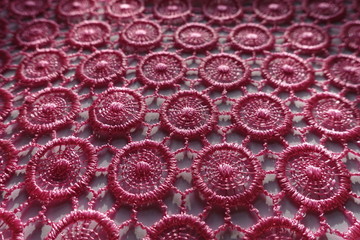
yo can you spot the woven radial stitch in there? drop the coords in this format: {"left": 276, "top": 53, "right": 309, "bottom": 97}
{"left": 0, "top": 0, "right": 360, "bottom": 239}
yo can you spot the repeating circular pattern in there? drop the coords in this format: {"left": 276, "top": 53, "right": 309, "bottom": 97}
{"left": 203, "top": 0, "right": 243, "bottom": 22}
{"left": 57, "top": 0, "right": 95, "bottom": 18}
{"left": 15, "top": 19, "right": 58, "bottom": 47}
{"left": 304, "top": 93, "right": 360, "bottom": 140}
{"left": 229, "top": 23, "right": 274, "bottom": 52}
{"left": 17, "top": 49, "right": 68, "bottom": 87}
{"left": 324, "top": 54, "right": 360, "bottom": 90}
{"left": 174, "top": 23, "right": 218, "bottom": 52}
{"left": 46, "top": 210, "right": 119, "bottom": 240}
{"left": 106, "top": 0, "right": 144, "bottom": 19}
{"left": 253, "top": 0, "right": 294, "bottom": 23}
{"left": 0, "top": 140, "right": 18, "bottom": 188}
{"left": 137, "top": 52, "right": 186, "bottom": 87}
{"left": 261, "top": 52, "right": 314, "bottom": 90}
{"left": 303, "top": 0, "right": 345, "bottom": 21}
{"left": 10, "top": 0, "right": 49, "bottom": 17}
{"left": 232, "top": 93, "right": 292, "bottom": 140}
{"left": 276, "top": 144, "right": 351, "bottom": 212}
{"left": 108, "top": 140, "right": 177, "bottom": 205}
{"left": 68, "top": 20, "right": 111, "bottom": 48}
{"left": 245, "top": 217, "right": 315, "bottom": 240}
{"left": 18, "top": 87, "right": 81, "bottom": 134}
{"left": 199, "top": 53, "right": 250, "bottom": 89}
{"left": 192, "top": 143, "right": 264, "bottom": 207}
{"left": 77, "top": 50, "right": 126, "bottom": 86}
{"left": 89, "top": 88, "right": 146, "bottom": 137}
{"left": 160, "top": 90, "right": 217, "bottom": 138}
{"left": 0, "top": 50, "right": 10, "bottom": 73}
{"left": 341, "top": 21, "right": 360, "bottom": 50}
{"left": 120, "top": 20, "right": 162, "bottom": 49}
{"left": 284, "top": 23, "right": 330, "bottom": 52}
{"left": 25, "top": 137, "right": 97, "bottom": 203}
{"left": 0, "top": 88, "right": 13, "bottom": 121}
{"left": 146, "top": 214, "right": 215, "bottom": 240}
{"left": 154, "top": 0, "right": 191, "bottom": 21}
{"left": 0, "top": 209, "right": 24, "bottom": 240}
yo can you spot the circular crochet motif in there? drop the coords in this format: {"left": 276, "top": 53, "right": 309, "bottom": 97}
{"left": 303, "top": 0, "right": 345, "bottom": 21}
{"left": 68, "top": 20, "right": 111, "bottom": 48}
{"left": 17, "top": 49, "right": 68, "bottom": 87}
{"left": 15, "top": 19, "right": 59, "bottom": 47}
{"left": 120, "top": 20, "right": 162, "bottom": 49}
{"left": 341, "top": 21, "right": 360, "bottom": 50}
{"left": 245, "top": 217, "right": 315, "bottom": 240}
{"left": 10, "top": 0, "right": 49, "bottom": 17}
{"left": 160, "top": 90, "right": 217, "bottom": 138}
{"left": 203, "top": 0, "right": 242, "bottom": 22}
{"left": 284, "top": 23, "right": 330, "bottom": 52}
{"left": 0, "top": 140, "right": 18, "bottom": 188}
{"left": 25, "top": 137, "right": 97, "bottom": 203}
{"left": 0, "top": 209, "right": 24, "bottom": 240}
{"left": 232, "top": 93, "right": 292, "bottom": 140}
{"left": 57, "top": 0, "right": 95, "bottom": 18}
{"left": 137, "top": 52, "right": 186, "bottom": 87}
{"left": 108, "top": 140, "right": 177, "bottom": 205}
{"left": 0, "top": 50, "right": 11, "bottom": 73}
{"left": 199, "top": 53, "right": 250, "bottom": 89}
{"left": 46, "top": 210, "right": 119, "bottom": 240}
{"left": 304, "top": 93, "right": 360, "bottom": 140}
{"left": 154, "top": 0, "right": 191, "bottom": 21}
{"left": 77, "top": 50, "right": 126, "bottom": 86}
{"left": 276, "top": 144, "right": 351, "bottom": 212}
{"left": 174, "top": 23, "right": 218, "bottom": 52}
{"left": 106, "top": 0, "right": 144, "bottom": 19}
{"left": 261, "top": 53, "right": 314, "bottom": 90}
{"left": 324, "top": 54, "right": 360, "bottom": 90}
{"left": 229, "top": 23, "right": 274, "bottom": 52}
{"left": 18, "top": 87, "right": 80, "bottom": 134}
{"left": 253, "top": 0, "right": 294, "bottom": 23}
{"left": 89, "top": 88, "right": 146, "bottom": 137}
{"left": 0, "top": 89, "right": 12, "bottom": 121}
{"left": 146, "top": 214, "right": 215, "bottom": 240}
{"left": 192, "top": 143, "right": 264, "bottom": 207}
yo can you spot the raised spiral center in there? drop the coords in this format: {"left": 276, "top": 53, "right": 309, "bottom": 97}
{"left": 301, "top": 31, "right": 314, "bottom": 40}
{"left": 281, "top": 64, "right": 294, "bottom": 74}
{"left": 72, "top": 1, "right": 82, "bottom": 8}
{"left": 189, "top": 32, "right": 202, "bottom": 38}
{"left": 217, "top": 64, "right": 230, "bottom": 73}
{"left": 217, "top": 4, "right": 228, "bottom": 11}
{"left": 180, "top": 107, "right": 196, "bottom": 118}
{"left": 51, "top": 159, "right": 71, "bottom": 181}
{"left": 119, "top": 3, "right": 131, "bottom": 10}
{"left": 218, "top": 163, "right": 233, "bottom": 178}
{"left": 37, "top": 60, "right": 50, "bottom": 69}
{"left": 305, "top": 165, "right": 322, "bottom": 181}
{"left": 246, "top": 33, "right": 258, "bottom": 40}
{"left": 83, "top": 28, "right": 96, "bottom": 36}
{"left": 135, "top": 29, "right": 147, "bottom": 37}
{"left": 25, "top": 0, "right": 36, "bottom": 7}
{"left": 95, "top": 60, "right": 108, "bottom": 70}
{"left": 135, "top": 161, "right": 151, "bottom": 177}
{"left": 41, "top": 103, "right": 57, "bottom": 113}
{"left": 268, "top": 3, "right": 280, "bottom": 11}
{"left": 327, "top": 108, "right": 342, "bottom": 119}
{"left": 155, "top": 63, "right": 168, "bottom": 72}
{"left": 318, "top": 2, "right": 330, "bottom": 10}
{"left": 109, "top": 102, "right": 124, "bottom": 112}
{"left": 167, "top": 5, "right": 179, "bottom": 11}
{"left": 29, "top": 28, "right": 42, "bottom": 36}
{"left": 256, "top": 108, "right": 270, "bottom": 119}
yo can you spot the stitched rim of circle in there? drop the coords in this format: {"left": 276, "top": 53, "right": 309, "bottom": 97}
{"left": 120, "top": 20, "right": 162, "bottom": 48}
{"left": 137, "top": 52, "right": 186, "bottom": 87}
{"left": 192, "top": 143, "right": 265, "bottom": 207}
{"left": 25, "top": 137, "right": 97, "bottom": 203}
{"left": 0, "top": 208, "right": 24, "bottom": 240}
{"left": 146, "top": 214, "right": 215, "bottom": 240}
{"left": 57, "top": 0, "right": 96, "bottom": 17}
{"left": 346, "top": 221, "right": 360, "bottom": 240}
{"left": 244, "top": 217, "right": 315, "bottom": 240}
{"left": 15, "top": 19, "right": 59, "bottom": 47}
{"left": 0, "top": 140, "right": 18, "bottom": 187}
{"left": 10, "top": 0, "right": 49, "bottom": 17}
{"left": 253, "top": 0, "right": 294, "bottom": 23}
{"left": 304, "top": 92, "right": 360, "bottom": 140}
{"left": 284, "top": 23, "right": 330, "bottom": 52}
{"left": 46, "top": 210, "right": 119, "bottom": 240}
{"left": 106, "top": 0, "right": 145, "bottom": 19}
{"left": 89, "top": 87, "right": 146, "bottom": 137}
{"left": 0, "top": 88, "right": 13, "bottom": 121}
{"left": 160, "top": 90, "right": 218, "bottom": 138}
{"left": 0, "top": 50, "right": 11, "bottom": 73}
{"left": 276, "top": 144, "right": 351, "bottom": 212}
{"left": 154, "top": 0, "right": 191, "bottom": 20}
{"left": 68, "top": 20, "right": 111, "bottom": 47}
{"left": 232, "top": 92, "right": 292, "bottom": 140}
{"left": 174, "top": 23, "right": 218, "bottom": 52}
{"left": 303, "top": 0, "right": 346, "bottom": 21}
{"left": 202, "top": 0, "right": 243, "bottom": 22}
{"left": 108, "top": 140, "right": 177, "bottom": 205}
{"left": 229, "top": 23, "right": 275, "bottom": 52}
{"left": 18, "top": 87, "right": 81, "bottom": 134}
{"left": 341, "top": 20, "right": 360, "bottom": 50}
{"left": 261, "top": 52, "right": 315, "bottom": 90}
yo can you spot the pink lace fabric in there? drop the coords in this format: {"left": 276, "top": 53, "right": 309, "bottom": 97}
{"left": 0, "top": 0, "right": 359, "bottom": 239}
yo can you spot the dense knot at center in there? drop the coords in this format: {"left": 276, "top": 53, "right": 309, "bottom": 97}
{"left": 218, "top": 163, "right": 234, "bottom": 178}
{"left": 256, "top": 108, "right": 271, "bottom": 119}
{"left": 51, "top": 159, "right": 71, "bottom": 182}
{"left": 25, "top": 0, "right": 36, "bottom": 7}
{"left": 36, "top": 60, "right": 50, "bottom": 70}
{"left": 167, "top": 5, "right": 179, "bottom": 11}
{"left": 109, "top": 102, "right": 124, "bottom": 113}
{"left": 301, "top": 31, "right": 315, "bottom": 40}
{"left": 281, "top": 64, "right": 295, "bottom": 74}
{"left": 305, "top": 165, "right": 322, "bottom": 181}
{"left": 217, "top": 4, "right": 228, "bottom": 11}
{"left": 72, "top": 1, "right": 82, "bottom": 9}
{"left": 135, "top": 29, "right": 147, "bottom": 37}
{"left": 155, "top": 63, "right": 168, "bottom": 72}
{"left": 217, "top": 64, "right": 230, "bottom": 74}
{"left": 119, "top": 3, "right": 131, "bottom": 10}
{"left": 318, "top": 2, "right": 331, "bottom": 10}
{"left": 95, "top": 60, "right": 108, "bottom": 70}
{"left": 246, "top": 33, "right": 258, "bottom": 40}
{"left": 189, "top": 32, "right": 202, "bottom": 39}
{"left": 326, "top": 108, "right": 343, "bottom": 120}
{"left": 135, "top": 161, "right": 151, "bottom": 177}
{"left": 268, "top": 3, "right": 280, "bottom": 11}
{"left": 40, "top": 103, "right": 57, "bottom": 114}
{"left": 180, "top": 107, "right": 196, "bottom": 118}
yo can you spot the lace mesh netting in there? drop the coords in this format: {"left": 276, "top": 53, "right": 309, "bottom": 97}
{"left": 0, "top": 0, "right": 359, "bottom": 239}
